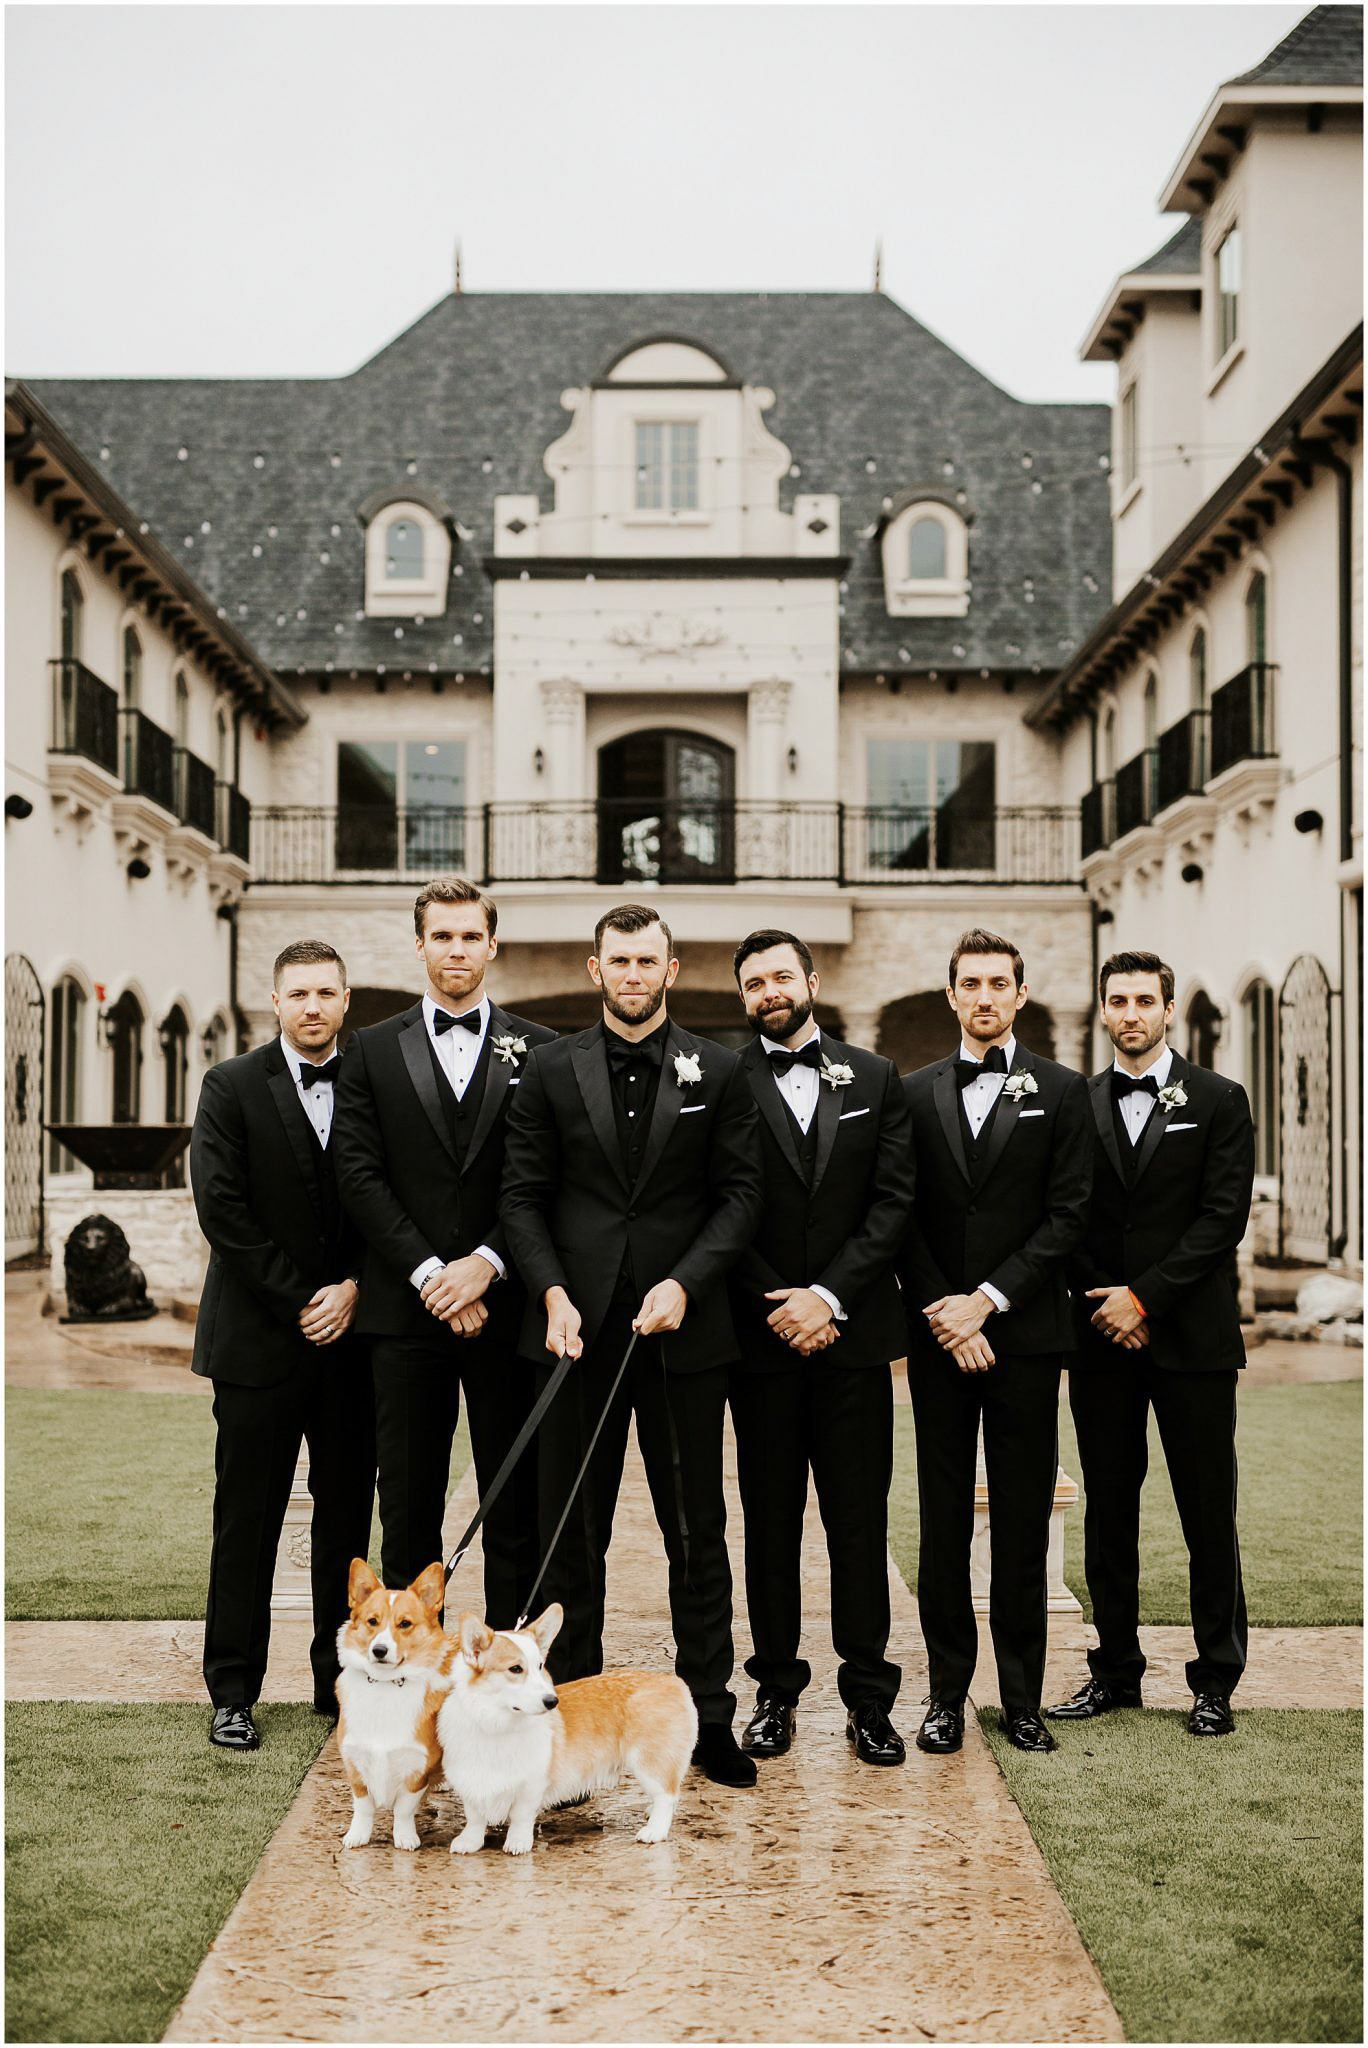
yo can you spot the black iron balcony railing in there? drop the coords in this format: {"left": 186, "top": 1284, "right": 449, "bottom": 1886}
{"left": 1080, "top": 779, "right": 1115, "bottom": 859}
{"left": 1156, "top": 709, "right": 1210, "bottom": 814}
{"left": 49, "top": 657, "right": 119, "bottom": 776}
{"left": 121, "top": 708, "right": 176, "bottom": 814}
{"left": 216, "top": 782, "right": 251, "bottom": 862}
{"left": 1210, "top": 662, "right": 1277, "bottom": 779}
{"left": 175, "top": 748, "right": 217, "bottom": 838}
{"left": 1114, "top": 748, "right": 1159, "bottom": 840}
{"left": 247, "top": 801, "right": 1081, "bottom": 888}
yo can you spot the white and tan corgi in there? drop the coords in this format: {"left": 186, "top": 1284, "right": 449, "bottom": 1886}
{"left": 438, "top": 1603, "right": 697, "bottom": 1855}
{"left": 335, "top": 1558, "right": 455, "bottom": 1851}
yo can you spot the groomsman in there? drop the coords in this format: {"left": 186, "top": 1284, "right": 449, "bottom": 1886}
{"left": 898, "top": 929, "right": 1091, "bottom": 1755}
{"left": 1048, "top": 950, "right": 1255, "bottom": 1737}
{"left": 501, "top": 904, "right": 764, "bottom": 1787}
{"left": 333, "top": 879, "right": 555, "bottom": 1621}
{"left": 191, "top": 941, "right": 375, "bottom": 1750}
{"left": 727, "top": 930, "right": 915, "bottom": 1766}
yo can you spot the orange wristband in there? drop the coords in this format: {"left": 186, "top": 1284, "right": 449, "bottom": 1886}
{"left": 1128, "top": 1289, "right": 1147, "bottom": 1319}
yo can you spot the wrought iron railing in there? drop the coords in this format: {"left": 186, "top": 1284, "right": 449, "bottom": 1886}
{"left": 175, "top": 749, "right": 217, "bottom": 838}
{"left": 1210, "top": 662, "right": 1277, "bottom": 778}
{"left": 1114, "top": 748, "right": 1159, "bottom": 840}
{"left": 49, "top": 657, "right": 119, "bottom": 776}
{"left": 1080, "top": 779, "right": 1115, "bottom": 859}
{"left": 1156, "top": 710, "right": 1210, "bottom": 813}
{"left": 121, "top": 709, "right": 176, "bottom": 814}
{"left": 216, "top": 782, "right": 251, "bottom": 862}
{"left": 247, "top": 802, "right": 1081, "bottom": 888}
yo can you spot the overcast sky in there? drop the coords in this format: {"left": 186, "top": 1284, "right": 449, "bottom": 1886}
{"left": 7, "top": 2, "right": 1308, "bottom": 403}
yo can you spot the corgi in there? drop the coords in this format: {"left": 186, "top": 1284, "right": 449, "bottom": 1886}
{"left": 437, "top": 1603, "right": 698, "bottom": 1855}
{"left": 335, "top": 1558, "right": 455, "bottom": 1851}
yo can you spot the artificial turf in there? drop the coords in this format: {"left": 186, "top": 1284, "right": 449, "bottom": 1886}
{"left": 5, "top": 1701, "right": 329, "bottom": 2044}
{"left": 981, "top": 1706, "right": 1364, "bottom": 2043}
{"left": 888, "top": 1377, "right": 1362, "bottom": 1627}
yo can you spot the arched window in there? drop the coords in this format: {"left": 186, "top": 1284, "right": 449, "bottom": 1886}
{"left": 906, "top": 517, "right": 947, "bottom": 580}
{"left": 60, "top": 570, "right": 83, "bottom": 661}
{"left": 122, "top": 627, "right": 142, "bottom": 708}
{"left": 1186, "top": 987, "right": 1220, "bottom": 1070}
{"left": 1190, "top": 628, "right": 1209, "bottom": 783}
{"left": 215, "top": 709, "right": 229, "bottom": 781}
{"left": 109, "top": 990, "right": 144, "bottom": 1125}
{"left": 1245, "top": 572, "right": 1271, "bottom": 753}
{"left": 1103, "top": 707, "right": 1117, "bottom": 781}
{"left": 385, "top": 517, "right": 424, "bottom": 580}
{"left": 203, "top": 1010, "right": 230, "bottom": 1068}
{"left": 1143, "top": 673, "right": 1159, "bottom": 815}
{"left": 48, "top": 975, "right": 86, "bottom": 1173}
{"left": 160, "top": 1005, "right": 190, "bottom": 1181}
{"left": 596, "top": 729, "right": 735, "bottom": 885}
{"left": 1242, "top": 979, "right": 1278, "bottom": 1176}
{"left": 1245, "top": 572, "right": 1267, "bottom": 666}
{"left": 174, "top": 674, "right": 189, "bottom": 750}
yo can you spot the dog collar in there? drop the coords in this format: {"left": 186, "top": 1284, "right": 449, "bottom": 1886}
{"left": 366, "top": 1673, "right": 406, "bottom": 1686}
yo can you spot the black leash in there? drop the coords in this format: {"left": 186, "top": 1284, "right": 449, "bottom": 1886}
{"left": 513, "top": 1329, "right": 639, "bottom": 1629}
{"left": 443, "top": 1348, "right": 575, "bottom": 1583}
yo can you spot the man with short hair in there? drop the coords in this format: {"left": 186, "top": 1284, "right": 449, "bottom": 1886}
{"left": 727, "top": 929, "right": 915, "bottom": 1766}
{"left": 333, "top": 879, "right": 555, "bottom": 1620}
{"left": 1047, "top": 951, "right": 1255, "bottom": 1738}
{"left": 191, "top": 941, "right": 375, "bottom": 1751}
{"left": 501, "top": 904, "right": 764, "bottom": 1787}
{"left": 898, "top": 929, "right": 1091, "bottom": 1755}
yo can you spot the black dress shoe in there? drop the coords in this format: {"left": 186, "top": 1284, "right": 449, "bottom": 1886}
{"left": 846, "top": 1702, "right": 906, "bottom": 1766}
{"left": 915, "top": 1699, "right": 965, "bottom": 1754}
{"left": 1002, "top": 1708, "right": 1057, "bottom": 1753}
{"left": 692, "top": 1723, "right": 758, "bottom": 1787}
{"left": 1188, "top": 1692, "right": 1235, "bottom": 1737}
{"left": 1045, "top": 1677, "right": 1143, "bottom": 1720}
{"left": 210, "top": 1705, "right": 260, "bottom": 1750}
{"left": 740, "top": 1696, "right": 796, "bottom": 1757}
{"left": 312, "top": 1693, "right": 339, "bottom": 1720}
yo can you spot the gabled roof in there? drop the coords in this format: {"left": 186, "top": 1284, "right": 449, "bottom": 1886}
{"left": 1080, "top": 220, "right": 1203, "bottom": 363}
{"left": 29, "top": 290, "right": 1111, "bottom": 685}
{"left": 1226, "top": 3, "right": 1363, "bottom": 88}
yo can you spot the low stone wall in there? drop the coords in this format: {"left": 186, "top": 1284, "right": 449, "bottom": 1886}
{"left": 46, "top": 1187, "right": 207, "bottom": 1311}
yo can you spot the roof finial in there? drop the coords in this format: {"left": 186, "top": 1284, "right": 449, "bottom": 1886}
{"left": 873, "top": 238, "right": 883, "bottom": 293}
{"left": 454, "top": 240, "right": 463, "bottom": 296}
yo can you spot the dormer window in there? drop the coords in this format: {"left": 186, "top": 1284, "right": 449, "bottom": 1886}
{"left": 881, "top": 496, "right": 969, "bottom": 618}
{"left": 635, "top": 422, "right": 700, "bottom": 512}
{"left": 385, "top": 516, "right": 424, "bottom": 580}
{"left": 359, "top": 488, "right": 454, "bottom": 618}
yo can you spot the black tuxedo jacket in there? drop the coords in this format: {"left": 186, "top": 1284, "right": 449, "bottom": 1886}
{"left": 500, "top": 1018, "right": 763, "bottom": 1371}
{"left": 898, "top": 1045, "right": 1092, "bottom": 1357}
{"left": 729, "top": 1036, "right": 916, "bottom": 1370}
{"left": 190, "top": 1038, "right": 363, "bottom": 1389}
{"left": 333, "top": 999, "right": 557, "bottom": 1341}
{"left": 1069, "top": 1053, "right": 1255, "bottom": 1373}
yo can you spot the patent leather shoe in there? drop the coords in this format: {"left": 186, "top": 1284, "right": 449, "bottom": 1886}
{"left": 692, "top": 1723, "right": 758, "bottom": 1787}
{"left": 846, "top": 1701, "right": 906, "bottom": 1766}
{"left": 1188, "top": 1692, "right": 1235, "bottom": 1737}
{"left": 1045, "top": 1677, "right": 1142, "bottom": 1720}
{"left": 313, "top": 1693, "right": 339, "bottom": 1720}
{"left": 741, "top": 1696, "right": 796, "bottom": 1757}
{"left": 1003, "top": 1708, "right": 1057, "bottom": 1753}
{"left": 915, "top": 1699, "right": 965, "bottom": 1754}
{"left": 210, "top": 1705, "right": 260, "bottom": 1751}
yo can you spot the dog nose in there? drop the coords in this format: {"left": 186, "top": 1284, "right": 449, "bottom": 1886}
{"left": 372, "top": 1643, "right": 388, "bottom": 1660}
{"left": 543, "top": 1692, "right": 559, "bottom": 1711}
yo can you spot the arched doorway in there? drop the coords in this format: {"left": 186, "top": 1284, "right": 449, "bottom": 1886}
{"left": 159, "top": 1006, "right": 190, "bottom": 1185}
{"left": 876, "top": 991, "right": 1056, "bottom": 1075}
{"left": 5, "top": 955, "right": 45, "bottom": 1257}
{"left": 596, "top": 730, "right": 734, "bottom": 886}
{"left": 1278, "top": 954, "right": 1331, "bottom": 1262}
{"left": 109, "top": 991, "right": 144, "bottom": 1124}
{"left": 1186, "top": 988, "right": 1221, "bottom": 1070}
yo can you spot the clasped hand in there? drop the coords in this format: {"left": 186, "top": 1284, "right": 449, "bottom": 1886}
{"left": 299, "top": 1277, "right": 358, "bottom": 1346}
{"left": 925, "top": 1289, "right": 996, "bottom": 1376}
{"left": 420, "top": 1254, "right": 494, "bottom": 1336}
{"left": 765, "top": 1285, "right": 838, "bottom": 1355}
{"left": 1086, "top": 1284, "right": 1150, "bottom": 1349}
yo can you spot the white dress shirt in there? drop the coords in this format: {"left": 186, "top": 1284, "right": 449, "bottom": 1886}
{"left": 281, "top": 1035, "right": 338, "bottom": 1148}
{"left": 957, "top": 1034, "right": 1018, "bottom": 1315}
{"left": 760, "top": 1026, "right": 844, "bottom": 1324}
{"left": 1112, "top": 1043, "right": 1174, "bottom": 1145}
{"left": 409, "top": 989, "right": 504, "bottom": 1294}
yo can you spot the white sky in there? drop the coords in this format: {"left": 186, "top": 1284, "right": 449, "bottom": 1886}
{"left": 6, "top": 1, "right": 1309, "bottom": 403}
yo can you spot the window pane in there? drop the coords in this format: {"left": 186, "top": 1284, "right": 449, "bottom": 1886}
{"left": 907, "top": 517, "right": 947, "bottom": 579}
{"left": 385, "top": 518, "right": 424, "bottom": 579}
{"left": 668, "top": 423, "right": 699, "bottom": 511}
{"left": 48, "top": 978, "right": 83, "bottom": 1173}
{"left": 337, "top": 740, "right": 397, "bottom": 868}
{"left": 1190, "top": 631, "right": 1207, "bottom": 708}
{"left": 403, "top": 740, "right": 465, "bottom": 871}
{"left": 123, "top": 629, "right": 141, "bottom": 705}
{"left": 60, "top": 574, "right": 82, "bottom": 661}
{"left": 866, "top": 739, "right": 995, "bottom": 870}
{"left": 1217, "top": 228, "right": 1240, "bottom": 356}
{"left": 635, "top": 423, "right": 664, "bottom": 510}
{"left": 1120, "top": 385, "right": 1138, "bottom": 489}
{"left": 1246, "top": 574, "right": 1267, "bottom": 664}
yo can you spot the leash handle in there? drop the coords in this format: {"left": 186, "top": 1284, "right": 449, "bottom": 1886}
{"left": 514, "top": 1328, "right": 639, "bottom": 1628}
{"left": 443, "top": 1348, "right": 574, "bottom": 1582}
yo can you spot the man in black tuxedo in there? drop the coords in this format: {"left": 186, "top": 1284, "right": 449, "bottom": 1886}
{"left": 899, "top": 928, "right": 1091, "bottom": 1756}
{"left": 500, "top": 904, "right": 764, "bottom": 1787}
{"left": 1047, "top": 950, "right": 1255, "bottom": 1738}
{"left": 333, "top": 879, "right": 555, "bottom": 1622}
{"left": 726, "top": 929, "right": 915, "bottom": 1767}
{"left": 191, "top": 940, "right": 375, "bottom": 1751}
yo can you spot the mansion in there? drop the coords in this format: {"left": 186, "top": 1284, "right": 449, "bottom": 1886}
{"left": 5, "top": 6, "right": 1361, "bottom": 1278}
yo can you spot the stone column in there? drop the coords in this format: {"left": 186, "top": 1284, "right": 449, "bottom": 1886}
{"left": 1052, "top": 1003, "right": 1095, "bottom": 1075}
{"left": 838, "top": 1005, "right": 882, "bottom": 1052}
{"left": 538, "top": 682, "right": 585, "bottom": 801}
{"left": 746, "top": 680, "right": 792, "bottom": 801}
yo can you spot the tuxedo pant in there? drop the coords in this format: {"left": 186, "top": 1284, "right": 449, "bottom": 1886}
{"left": 908, "top": 1338, "right": 1061, "bottom": 1713}
{"left": 1069, "top": 1354, "right": 1247, "bottom": 1696}
{"left": 534, "top": 1305, "right": 736, "bottom": 1726}
{"left": 729, "top": 1357, "right": 900, "bottom": 1712}
{"left": 371, "top": 1330, "right": 539, "bottom": 1627}
{"left": 203, "top": 1339, "right": 376, "bottom": 1707}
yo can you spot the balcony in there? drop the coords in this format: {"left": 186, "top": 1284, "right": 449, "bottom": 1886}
{"left": 1156, "top": 710, "right": 1210, "bottom": 814}
{"left": 1113, "top": 747, "right": 1159, "bottom": 841}
{"left": 1080, "top": 779, "right": 1115, "bottom": 859}
{"left": 120, "top": 709, "right": 176, "bottom": 815}
{"left": 174, "top": 748, "right": 217, "bottom": 840}
{"left": 247, "top": 801, "right": 1081, "bottom": 889}
{"left": 216, "top": 783, "right": 251, "bottom": 862}
{"left": 1210, "top": 662, "right": 1277, "bottom": 779}
{"left": 49, "top": 657, "right": 119, "bottom": 777}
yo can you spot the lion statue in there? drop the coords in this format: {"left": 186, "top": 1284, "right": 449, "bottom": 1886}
{"left": 62, "top": 1213, "right": 157, "bottom": 1323}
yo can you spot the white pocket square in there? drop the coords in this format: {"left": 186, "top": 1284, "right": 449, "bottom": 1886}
{"left": 1019, "top": 1109, "right": 1045, "bottom": 1119}
{"left": 679, "top": 1103, "right": 707, "bottom": 1115}
{"left": 1164, "top": 1120, "right": 1198, "bottom": 1132}
{"left": 838, "top": 1108, "right": 869, "bottom": 1121}
{"left": 507, "top": 1078, "right": 520, "bottom": 1086}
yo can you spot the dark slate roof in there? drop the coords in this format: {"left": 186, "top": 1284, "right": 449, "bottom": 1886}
{"left": 1226, "top": 3, "right": 1362, "bottom": 88}
{"left": 31, "top": 292, "right": 1112, "bottom": 682}
{"left": 1129, "top": 217, "right": 1203, "bottom": 277}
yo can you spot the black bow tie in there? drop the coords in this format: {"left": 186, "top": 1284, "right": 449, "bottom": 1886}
{"left": 955, "top": 1045, "right": 1008, "bottom": 1089}
{"left": 432, "top": 1006, "right": 483, "bottom": 1037}
{"left": 298, "top": 1055, "right": 341, "bottom": 1090}
{"left": 1113, "top": 1070, "right": 1160, "bottom": 1099}
{"left": 605, "top": 1028, "right": 664, "bottom": 1071}
{"left": 767, "top": 1039, "right": 823, "bottom": 1078}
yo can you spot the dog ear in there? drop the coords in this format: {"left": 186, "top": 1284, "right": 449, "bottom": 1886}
{"left": 459, "top": 1613, "right": 494, "bottom": 1663}
{"left": 348, "top": 1558, "right": 380, "bottom": 1606}
{"left": 527, "top": 1602, "right": 564, "bottom": 1654}
{"left": 410, "top": 1562, "right": 447, "bottom": 1614}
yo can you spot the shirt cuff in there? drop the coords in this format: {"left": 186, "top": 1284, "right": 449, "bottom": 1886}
{"left": 811, "top": 1284, "right": 846, "bottom": 1322}
{"left": 410, "top": 1256, "right": 444, "bottom": 1293}
{"left": 473, "top": 1244, "right": 505, "bottom": 1281}
{"left": 978, "top": 1282, "right": 1010, "bottom": 1313}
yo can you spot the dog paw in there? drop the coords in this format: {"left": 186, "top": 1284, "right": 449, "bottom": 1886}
{"left": 450, "top": 1829, "right": 485, "bottom": 1855}
{"left": 502, "top": 1828, "right": 535, "bottom": 1856}
{"left": 393, "top": 1826, "right": 421, "bottom": 1852}
{"left": 342, "top": 1826, "right": 372, "bottom": 1850}
{"left": 635, "top": 1823, "right": 671, "bottom": 1845}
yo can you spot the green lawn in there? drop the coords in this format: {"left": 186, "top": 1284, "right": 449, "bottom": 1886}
{"left": 5, "top": 1387, "right": 472, "bottom": 1620}
{"left": 890, "top": 1379, "right": 1362, "bottom": 1626}
{"left": 981, "top": 1706, "right": 1363, "bottom": 2043}
{"left": 5, "top": 1702, "right": 328, "bottom": 2044}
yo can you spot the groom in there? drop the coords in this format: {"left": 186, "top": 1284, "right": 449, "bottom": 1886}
{"left": 500, "top": 904, "right": 763, "bottom": 1786}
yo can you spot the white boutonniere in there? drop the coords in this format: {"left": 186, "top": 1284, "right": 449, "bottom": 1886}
{"left": 819, "top": 1055, "right": 855, "bottom": 1090}
{"left": 1157, "top": 1081, "right": 1188, "bottom": 1113}
{"left": 1003, "top": 1069, "right": 1039, "bottom": 1103}
{"left": 673, "top": 1051, "right": 703, "bottom": 1089}
{"left": 491, "top": 1034, "right": 527, "bottom": 1066}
